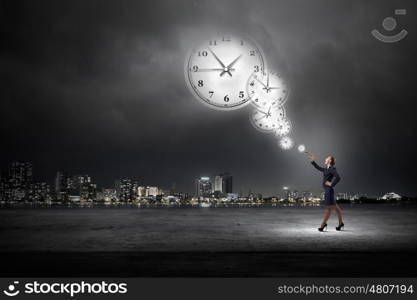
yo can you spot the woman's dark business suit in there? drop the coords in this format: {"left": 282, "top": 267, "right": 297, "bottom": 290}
{"left": 311, "top": 161, "right": 341, "bottom": 206}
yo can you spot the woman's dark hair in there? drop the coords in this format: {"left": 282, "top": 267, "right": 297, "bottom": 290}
{"left": 329, "top": 156, "right": 336, "bottom": 166}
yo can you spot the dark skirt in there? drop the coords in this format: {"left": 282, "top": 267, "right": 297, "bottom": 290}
{"left": 324, "top": 186, "right": 335, "bottom": 206}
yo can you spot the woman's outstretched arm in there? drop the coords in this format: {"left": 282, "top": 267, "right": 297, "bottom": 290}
{"left": 311, "top": 161, "right": 325, "bottom": 172}
{"left": 304, "top": 152, "right": 325, "bottom": 172}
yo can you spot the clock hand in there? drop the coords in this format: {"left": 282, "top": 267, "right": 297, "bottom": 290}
{"left": 254, "top": 114, "right": 267, "bottom": 122}
{"left": 208, "top": 48, "right": 232, "bottom": 77}
{"left": 266, "top": 72, "right": 270, "bottom": 88}
{"left": 268, "top": 86, "right": 281, "bottom": 90}
{"left": 208, "top": 48, "right": 226, "bottom": 68}
{"left": 196, "top": 68, "right": 236, "bottom": 72}
{"left": 220, "top": 54, "right": 242, "bottom": 77}
{"left": 226, "top": 54, "right": 242, "bottom": 69}
{"left": 258, "top": 110, "right": 268, "bottom": 116}
{"left": 254, "top": 77, "right": 268, "bottom": 89}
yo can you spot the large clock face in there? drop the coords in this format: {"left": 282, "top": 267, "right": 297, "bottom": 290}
{"left": 185, "top": 35, "right": 265, "bottom": 110}
{"left": 250, "top": 105, "right": 286, "bottom": 132}
{"left": 247, "top": 70, "right": 289, "bottom": 110}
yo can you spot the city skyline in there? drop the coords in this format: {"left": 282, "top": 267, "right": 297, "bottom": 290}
{"left": 0, "top": 160, "right": 409, "bottom": 199}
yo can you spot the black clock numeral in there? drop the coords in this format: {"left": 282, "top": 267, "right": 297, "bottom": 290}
{"left": 198, "top": 50, "right": 208, "bottom": 56}
{"left": 222, "top": 36, "right": 231, "bottom": 42}
{"left": 209, "top": 40, "right": 217, "bottom": 46}
{"left": 250, "top": 50, "right": 255, "bottom": 56}
{"left": 198, "top": 80, "right": 204, "bottom": 87}
{"left": 224, "top": 95, "right": 230, "bottom": 102}
{"left": 250, "top": 81, "right": 255, "bottom": 86}
{"left": 192, "top": 65, "right": 199, "bottom": 72}
{"left": 209, "top": 91, "right": 214, "bottom": 98}
{"left": 254, "top": 65, "right": 260, "bottom": 72}
{"left": 239, "top": 91, "right": 244, "bottom": 98}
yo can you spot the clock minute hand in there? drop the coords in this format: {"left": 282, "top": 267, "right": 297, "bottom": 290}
{"left": 266, "top": 72, "right": 270, "bottom": 88}
{"left": 208, "top": 48, "right": 226, "bottom": 68}
{"left": 208, "top": 48, "right": 232, "bottom": 77}
{"left": 197, "top": 68, "right": 236, "bottom": 72}
{"left": 257, "top": 109, "right": 268, "bottom": 116}
{"left": 254, "top": 77, "right": 268, "bottom": 89}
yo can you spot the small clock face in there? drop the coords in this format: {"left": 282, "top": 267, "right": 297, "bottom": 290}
{"left": 250, "top": 105, "right": 286, "bottom": 132}
{"left": 247, "top": 70, "right": 289, "bottom": 110}
{"left": 185, "top": 35, "right": 265, "bottom": 110}
{"left": 279, "top": 136, "right": 294, "bottom": 150}
{"left": 274, "top": 118, "right": 292, "bottom": 137}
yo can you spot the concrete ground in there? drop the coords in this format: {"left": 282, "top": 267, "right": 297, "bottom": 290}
{"left": 1, "top": 204, "right": 416, "bottom": 276}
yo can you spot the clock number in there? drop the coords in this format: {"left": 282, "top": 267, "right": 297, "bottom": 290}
{"left": 192, "top": 65, "right": 199, "bottom": 72}
{"left": 209, "top": 40, "right": 217, "bottom": 46}
{"left": 198, "top": 51, "right": 208, "bottom": 57}
{"left": 209, "top": 91, "right": 214, "bottom": 98}
{"left": 250, "top": 50, "right": 255, "bottom": 56}
{"left": 239, "top": 91, "right": 244, "bottom": 98}
{"left": 250, "top": 81, "right": 255, "bottom": 87}
{"left": 254, "top": 65, "right": 260, "bottom": 72}
{"left": 198, "top": 80, "right": 204, "bottom": 87}
{"left": 222, "top": 36, "right": 231, "bottom": 42}
{"left": 224, "top": 95, "right": 230, "bottom": 102}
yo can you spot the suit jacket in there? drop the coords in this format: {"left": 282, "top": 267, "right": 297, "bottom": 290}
{"left": 311, "top": 161, "right": 341, "bottom": 188}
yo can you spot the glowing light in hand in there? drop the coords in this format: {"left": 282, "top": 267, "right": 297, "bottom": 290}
{"left": 298, "top": 144, "right": 306, "bottom": 152}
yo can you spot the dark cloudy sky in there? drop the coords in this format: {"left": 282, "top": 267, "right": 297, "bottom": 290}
{"left": 1, "top": 0, "right": 416, "bottom": 196}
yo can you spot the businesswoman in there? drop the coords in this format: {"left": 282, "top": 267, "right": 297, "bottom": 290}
{"left": 304, "top": 152, "right": 344, "bottom": 232}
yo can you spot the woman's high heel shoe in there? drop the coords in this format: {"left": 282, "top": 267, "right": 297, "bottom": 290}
{"left": 336, "top": 223, "right": 344, "bottom": 231}
{"left": 318, "top": 223, "right": 327, "bottom": 232}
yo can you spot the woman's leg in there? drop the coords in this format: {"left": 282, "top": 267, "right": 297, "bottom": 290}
{"left": 335, "top": 204, "right": 343, "bottom": 224}
{"left": 321, "top": 206, "right": 333, "bottom": 227}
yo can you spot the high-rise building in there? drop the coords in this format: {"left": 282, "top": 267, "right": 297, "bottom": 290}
{"left": 9, "top": 162, "right": 32, "bottom": 187}
{"left": 115, "top": 178, "right": 139, "bottom": 202}
{"left": 55, "top": 172, "right": 96, "bottom": 202}
{"left": 195, "top": 177, "right": 212, "bottom": 197}
{"left": 214, "top": 176, "right": 223, "bottom": 192}
{"left": 28, "top": 182, "right": 50, "bottom": 202}
{"left": 214, "top": 172, "right": 233, "bottom": 194}
{"left": 97, "top": 188, "right": 117, "bottom": 202}
{"left": 3, "top": 162, "right": 33, "bottom": 202}
{"left": 55, "top": 171, "right": 69, "bottom": 201}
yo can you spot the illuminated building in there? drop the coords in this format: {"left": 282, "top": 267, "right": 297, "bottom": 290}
{"left": 195, "top": 177, "right": 212, "bottom": 197}
{"left": 115, "top": 178, "right": 139, "bottom": 202}
{"left": 214, "top": 172, "right": 233, "bottom": 194}
{"left": 2, "top": 162, "right": 33, "bottom": 202}
{"left": 381, "top": 192, "right": 401, "bottom": 200}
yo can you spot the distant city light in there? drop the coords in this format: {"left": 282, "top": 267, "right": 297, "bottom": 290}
{"left": 283, "top": 186, "right": 289, "bottom": 190}
{"left": 298, "top": 144, "right": 306, "bottom": 152}
{"left": 200, "top": 177, "right": 210, "bottom": 180}
{"left": 279, "top": 136, "right": 293, "bottom": 150}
